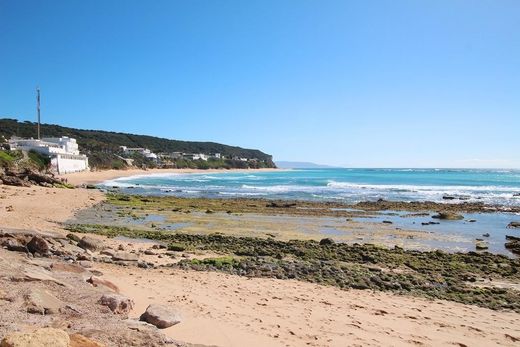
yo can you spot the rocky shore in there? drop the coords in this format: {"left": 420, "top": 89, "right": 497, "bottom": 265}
{"left": 64, "top": 224, "right": 520, "bottom": 312}
{"left": 2, "top": 180, "right": 520, "bottom": 346}
{"left": 0, "top": 230, "right": 207, "bottom": 347}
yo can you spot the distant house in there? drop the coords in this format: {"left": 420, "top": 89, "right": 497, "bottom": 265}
{"left": 209, "top": 153, "right": 221, "bottom": 159}
{"left": 120, "top": 146, "right": 158, "bottom": 160}
{"left": 183, "top": 153, "right": 208, "bottom": 161}
{"left": 8, "top": 136, "right": 89, "bottom": 174}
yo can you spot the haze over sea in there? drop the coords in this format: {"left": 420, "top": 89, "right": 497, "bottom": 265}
{"left": 104, "top": 168, "right": 520, "bottom": 207}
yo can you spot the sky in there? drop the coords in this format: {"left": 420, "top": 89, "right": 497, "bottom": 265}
{"left": 1, "top": 0, "right": 519, "bottom": 168}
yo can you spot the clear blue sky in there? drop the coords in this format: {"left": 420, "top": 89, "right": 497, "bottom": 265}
{"left": 1, "top": 0, "right": 519, "bottom": 168}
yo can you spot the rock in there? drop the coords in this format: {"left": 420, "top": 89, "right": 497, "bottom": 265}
{"left": 3, "top": 239, "right": 27, "bottom": 252}
{"left": 505, "top": 240, "right": 520, "bottom": 255}
{"left": 507, "top": 221, "right": 520, "bottom": 229}
{"left": 382, "top": 220, "right": 393, "bottom": 224}
{"left": 0, "top": 175, "right": 31, "bottom": 187}
{"left": 77, "top": 253, "right": 93, "bottom": 261}
{"left": 85, "top": 184, "right": 97, "bottom": 189}
{"left": 442, "top": 195, "right": 456, "bottom": 200}
{"left": 79, "top": 260, "right": 93, "bottom": 268}
{"left": 205, "top": 209, "right": 214, "bottom": 214}
{"left": 117, "top": 244, "right": 125, "bottom": 251}
{"left": 87, "top": 276, "right": 120, "bottom": 293}
{"left": 482, "top": 233, "right": 490, "bottom": 237}
{"left": 66, "top": 233, "right": 82, "bottom": 242}
{"left": 112, "top": 252, "right": 138, "bottom": 262}
{"left": 144, "top": 249, "right": 156, "bottom": 255}
{"left": 69, "top": 333, "right": 105, "bottom": 347}
{"left": 24, "top": 288, "right": 64, "bottom": 314}
{"left": 99, "top": 293, "right": 134, "bottom": 314}
{"left": 319, "top": 238, "right": 335, "bottom": 246}
{"left": 19, "top": 267, "right": 68, "bottom": 287}
{"left": 50, "top": 262, "right": 86, "bottom": 274}
{"left": 506, "top": 235, "right": 520, "bottom": 241}
{"left": 467, "top": 219, "right": 477, "bottom": 223}
{"left": 513, "top": 193, "right": 520, "bottom": 197}
{"left": 137, "top": 261, "right": 150, "bottom": 269}
{"left": 139, "top": 304, "right": 181, "bottom": 329}
{"left": 0, "top": 328, "right": 70, "bottom": 347}
{"left": 100, "top": 249, "right": 116, "bottom": 257}
{"left": 26, "top": 236, "right": 49, "bottom": 255}
{"left": 5, "top": 205, "right": 14, "bottom": 212}
{"left": 432, "top": 212, "right": 464, "bottom": 220}
{"left": 475, "top": 242, "right": 488, "bottom": 251}
{"left": 78, "top": 236, "right": 104, "bottom": 251}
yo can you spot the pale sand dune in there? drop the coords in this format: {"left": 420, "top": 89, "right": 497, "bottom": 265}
{"left": 60, "top": 167, "right": 281, "bottom": 186}
{"left": 2, "top": 177, "right": 520, "bottom": 346}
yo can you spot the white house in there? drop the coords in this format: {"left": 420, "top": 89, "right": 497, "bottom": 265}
{"left": 119, "top": 146, "right": 158, "bottom": 160}
{"left": 8, "top": 136, "right": 89, "bottom": 174}
{"left": 182, "top": 153, "right": 208, "bottom": 161}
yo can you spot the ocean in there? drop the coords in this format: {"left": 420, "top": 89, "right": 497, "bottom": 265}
{"left": 102, "top": 168, "right": 520, "bottom": 206}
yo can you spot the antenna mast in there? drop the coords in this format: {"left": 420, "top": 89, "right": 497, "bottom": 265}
{"left": 36, "top": 88, "right": 41, "bottom": 139}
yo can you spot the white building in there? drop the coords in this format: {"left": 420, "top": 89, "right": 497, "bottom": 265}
{"left": 183, "top": 153, "right": 208, "bottom": 161}
{"left": 8, "top": 136, "right": 89, "bottom": 174}
{"left": 120, "top": 146, "right": 158, "bottom": 160}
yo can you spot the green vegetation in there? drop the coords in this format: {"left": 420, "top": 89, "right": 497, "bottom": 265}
{"left": 27, "top": 150, "right": 51, "bottom": 170}
{"left": 0, "top": 118, "right": 276, "bottom": 169}
{"left": 0, "top": 149, "right": 50, "bottom": 172}
{"left": 0, "top": 150, "right": 20, "bottom": 168}
{"left": 65, "top": 223, "right": 520, "bottom": 312}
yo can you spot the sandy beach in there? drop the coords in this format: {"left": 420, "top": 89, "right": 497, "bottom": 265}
{"left": 1, "top": 170, "right": 520, "bottom": 346}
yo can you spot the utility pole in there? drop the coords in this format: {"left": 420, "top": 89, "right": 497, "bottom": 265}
{"left": 36, "top": 87, "right": 41, "bottom": 139}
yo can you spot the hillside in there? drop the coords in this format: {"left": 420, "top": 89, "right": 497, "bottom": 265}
{"left": 0, "top": 118, "right": 275, "bottom": 169}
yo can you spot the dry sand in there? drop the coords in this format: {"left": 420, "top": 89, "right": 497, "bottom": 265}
{"left": 102, "top": 264, "right": 520, "bottom": 347}
{"left": 2, "top": 170, "right": 520, "bottom": 346}
{"left": 0, "top": 184, "right": 103, "bottom": 233}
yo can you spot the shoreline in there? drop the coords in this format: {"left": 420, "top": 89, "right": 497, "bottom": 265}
{"left": 59, "top": 167, "right": 283, "bottom": 186}
{"left": 1, "top": 180, "right": 520, "bottom": 346}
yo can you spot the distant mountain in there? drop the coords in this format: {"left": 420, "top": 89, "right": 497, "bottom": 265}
{"left": 275, "top": 161, "right": 339, "bottom": 169}
{"left": 0, "top": 118, "right": 276, "bottom": 169}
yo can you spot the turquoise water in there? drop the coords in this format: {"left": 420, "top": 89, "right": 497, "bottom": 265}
{"left": 103, "top": 168, "right": 520, "bottom": 206}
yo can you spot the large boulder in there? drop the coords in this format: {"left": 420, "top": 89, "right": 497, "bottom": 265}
{"left": 78, "top": 236, "right": 104, "bottom": 252}
{"left": 27, "top": 236, "right": 49, "bottom": 255}
{"left": 24, "top": 288, "right": 64, "bottom": 314}
{"left": 139, "top": 304, "right": 181, "bottom": 329}
{"left": 432, "top": 212, "right": 464, "bottom": 220}
{"left": 99, "top": 293, "right": 134, "bottom": 314}
{"left": 0, "top": 328, "right": 70, "bottom": 347}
